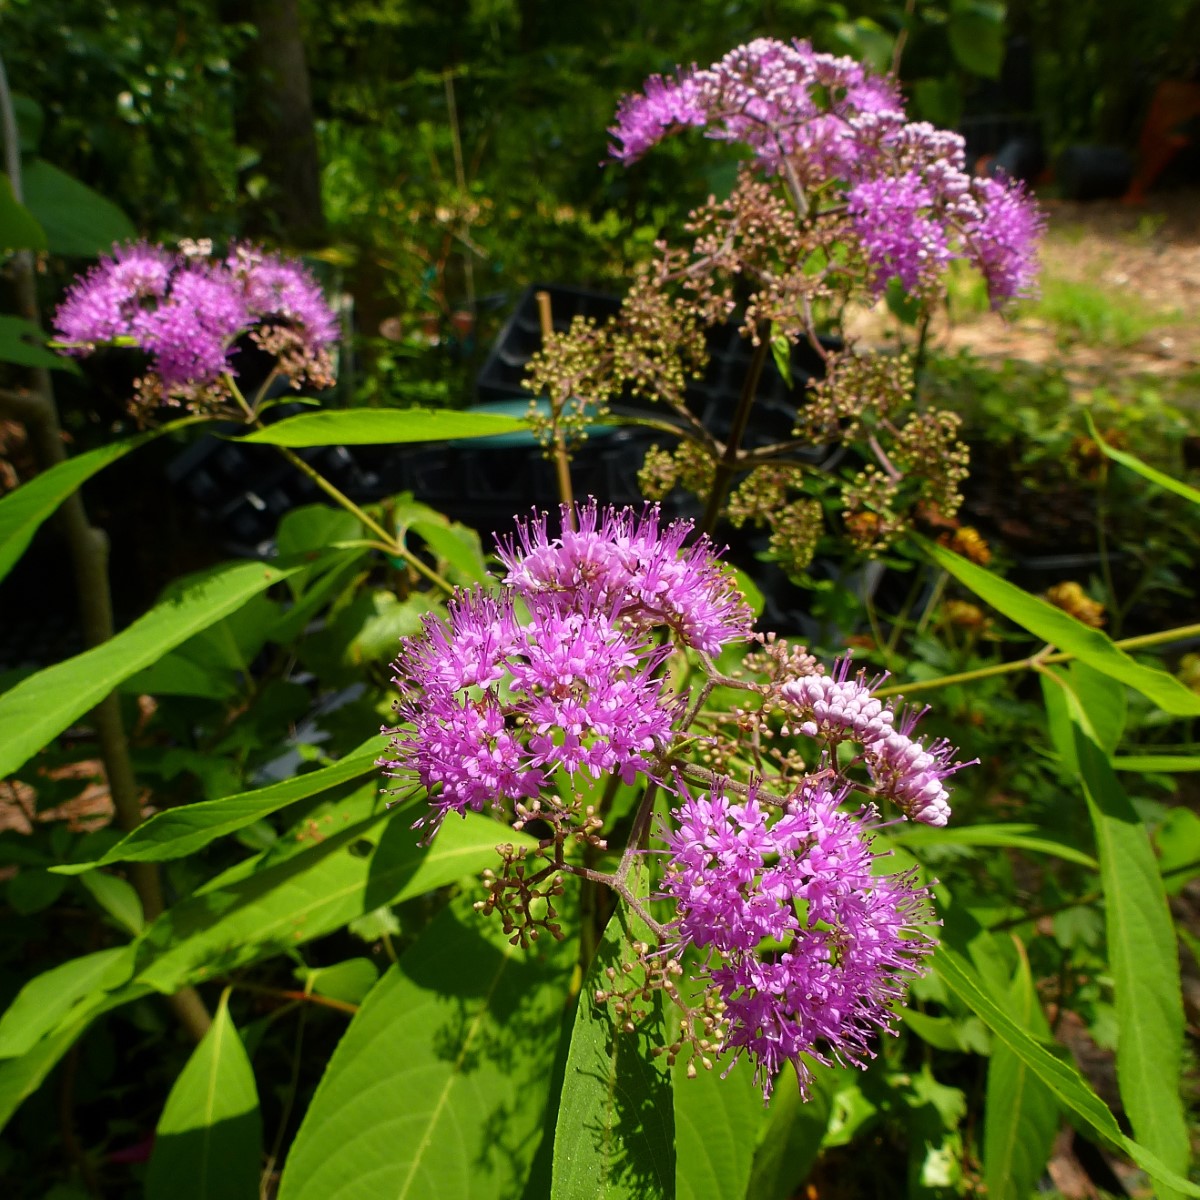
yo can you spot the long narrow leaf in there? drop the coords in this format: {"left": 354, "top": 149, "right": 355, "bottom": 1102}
{"left": 0, "top": 417, "right": 200, "bottom": 583}
{"left": 1061, "top": 687, "right": 1190, "bottom": 1200}
{"left": 135, "top": 806, "right": 527, "bottom": 995}
{"left": 1085, "top": 412, "right": 1200, "bottom": 506}
{"left": 53, "top": 734, "right": 388, "bottom": 873}
{"left": 983, "top": 945, "right": 1059, "bottom": 1200}
{"left": 0, "top": 557, "right": 310, "bottom": 779}
{"left": 920, "top": 539, "right": 1200, "bottom": 716}
{"left": 238, "top": 408, "right": 528, "bottom": 446}
{"left": 934, "top": 948, "right": 1200, "bottom": 1196}
{"left": 278, "top": 896, "right": 576, "bottom": 1200}
{"left": 145, "top": 992, "right": 261, "bottom": 1200}
{"left": 892, "top": 822, "right": 1097, "bottom": 869}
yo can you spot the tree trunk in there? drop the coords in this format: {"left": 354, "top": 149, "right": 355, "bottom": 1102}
{"left": 238, "top": 0, "right": 326, "bottom": 245}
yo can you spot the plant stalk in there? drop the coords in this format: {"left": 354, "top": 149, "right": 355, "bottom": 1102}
{"left": 0, "top": 50, "right": 209, "bottom": 1039}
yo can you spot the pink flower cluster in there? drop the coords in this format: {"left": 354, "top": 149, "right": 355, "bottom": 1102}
{"left": 54, "top": 241, "right": 338, "bottom": 403}
{"left": 663, "top": 780, "right": 935, "bottom": 1099}
{"left": 383, "top": 502, "right": 754, "bottom": 835}
{"left": 778, "top": 658, "right": 968, "bottom": 826}
{"left": 610, "top": 38, "right": 1043, "bottom": 304}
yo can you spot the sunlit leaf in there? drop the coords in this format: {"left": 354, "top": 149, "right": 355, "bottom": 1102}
{"left": 278, "top": 896, "right": 576, "bottom": 1200}
{"left": 983, "top": 944, "right": 1059, "bottom": 1200}
{"left": 919, "top": 538, "right": 1200, "bottom": 716}
{"left": 552, "top": 889, "right": 674, "bottom": 1199}
{"left": 238, "top": 408, "right": 529, "bottom": 446}
{"left": 0, "top": 557, "right": 311, "bottom": 779}
{"left": 145, "top": 992, "right": 261, "bottom": 1200}
{"left": 1085, "top": 412, "right": 1200, "bottom": 506}
{"left": 0, "top": 419, "right": 200, "bottom": 584}
{"left": 54, "top": 735, "right": 387, "bottom": 873}
{"left": 675, "top": 1053, "right": 762, "bottom": 1200}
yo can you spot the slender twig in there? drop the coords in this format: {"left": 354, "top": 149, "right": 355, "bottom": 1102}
{"left": 0, "top": 50, "right": 210, "bottom": 1040}
{"left": 260, "top": 989, "right": 309, "bottom": 1199}
{"left": 536, "top": 290, "right": 576, "bottom": 524}
{"left": 225, "top": 377, "right": 454, "bottom": 595}
{"left": 233, "top": 979, "right": 359, "bottom": 1016}
{"left": 699, "top": 328, "right": 771, "bottom": 536}
{"left": 874, "top": 622, "right": 1200, "bottom": 698}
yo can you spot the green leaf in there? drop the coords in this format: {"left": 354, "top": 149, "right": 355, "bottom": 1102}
{"left": 933, "top": 947, "right": 1200, "bottom": 1196}
{"left": 675, "top": 1053, "right": 762, "bottom": 1200}
{"left": 145, "top": 991, "right": 262, "bottom": 1200}
{"left": 21, "top": 159, "right": 135, "bottom": 256}
{"left": 0, "top": 983, "right": 148, "bottom": 1131}
{"left": 1057, "top": 684, "right": 1190, "bottom": 1200}
{"left": 552, "top": 895, "right": 674, "bottom": 1199}
{"left": 278, "top": 896, "right": 576, "bottom": 1200}
{"left": 0, "top": 315, "right": 73, "bottom": 370}
{"left": 78, "top": 870, "right": 144, "bottom": 934}
{"left": 745, "top": 1064, "right": 833, "bottom": 1200}
{"left": 0, "top": 557, "right": 311, "bottom": 780}
{"left": 892, "top": 822, "right": 1097, "bottom": 869}
{"left": 54, "top": 735, "right": 387, "bottom": 873}
{"left": 0, "top": 946, "right": 134, "bottom": 1058}
{"left": 408, "top": 517, "right": 488, "bottom": 584}
{"left": 135, "top": 806, "right": 524, "bottom": 994}
{"left": 947, "top": 0, "right": 1006, "bottom": 78}
{"left": 1084, "top": 412, "right": 1200, "bottom": 506}
{"left": 6, "top": 868, "right": 67, "bottom": 913}
{"left": 919, "top": 538, "right": 1200, "bottom": 716}
{"left": 0, "top": 421, "right": 199, "bottom": 584}
{"left": 1156, "top": 808, "right": 1200, "bottom": 895}
{"left": 238, "top": 408, "right": 530, "bottom": 446}
{"left": 983, "top": 944, "right": 1059, "bottom": 1200}
{"left": 300, "top": 958, "right": 379, "bottom": 1006}
{"left": 1112, "top": 755, "right": 1200, "bottom": 773}
{"left": 0, "top": 173, "right": 47, "bottom": 251}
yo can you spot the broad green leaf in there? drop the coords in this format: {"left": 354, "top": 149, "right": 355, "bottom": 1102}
{"left": 920, "top": 539, "right": 1200, "bottom": 716}
{"left": 54, "top": 735, "right": 387, "bottom": 873}
{"left": 278, "top": 896, "right": 576, "bottom": 1200}
{"left": 934, "top": 947, "right": 1200, "bottom": 1196}
{"left": 892, "top": 822, "right": 1097, "bottom": 869}
{"left": 135, "top": 806, "right": 524, "bottom": 994}
{"left": 983, "top": 945, "right": 1059, "bottom": 1200}
{"left": 0, "top": 420, "right": 200, "bottom": 583}
{"left": 0, "top": 983, "right": 148, "bottom": 1131}
{"left": 1059, "top": 687, "right": 1189, "bottom": 1200}
{"left": 0, "top": 946, "right": 134, "bottom": 1058}
{"left": 947, "top": 0, "right": 1006, "bottom": 78}
{"left": 78, "top": 870, "right": 144, "bottom": 934}
{"left": 0, "top": 173, "right": 47, "bottom": 250}
{"left": 1112, "top": 755, "right": 1200, "bottom": 773}
{"left": 145, "top": 992, "right": 261, "bottom": 1200}
{"left": 1085, "top": 412, "right": 1200, "bottom": 506}
{"left": 552, "top": 893, "right": 674, "bottom": 1200}
{"left": 21, "top": 159, "right": 135, "bottom": 255}
{"left": 745, "top": 1064, "right": 834, "bottom": 1200}
{"left": 675, "top": 1053, "right": 762, "bottom": 1200}
{"left": 0, "top": 315, "right": 72, "bottom": 370}
{"left": 0, "top": 557, "right": 311, "bottom": 779}
{"left": 238, "top": 408, "right": 529, "bottom": 446}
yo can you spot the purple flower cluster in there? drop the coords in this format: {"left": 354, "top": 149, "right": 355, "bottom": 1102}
{"left": 497, "top": 500, "right": 754, "bottom": 656}
{"left": 54, "top": 241, "right": 337, "bottom": 405}
{"left": 610, "top": 38, "right": 1043, "bottom": 305}
{"left": 383, "top": 503, "right": 753, "bottom": 834}
{"left": 778, "top": 659, "right": 968, "bottom": 825}
{"left": 663, "top": 780, "right": 935, "bottom": 1099}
